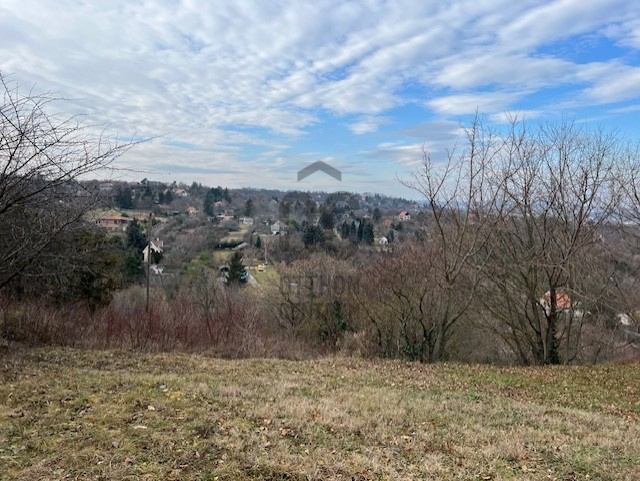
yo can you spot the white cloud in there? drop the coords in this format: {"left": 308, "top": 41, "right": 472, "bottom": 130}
{"left": 582, "top": 65, "right": 640, "bottom": 104}
{"left": 609, "top": 104, "right": 640, "bottom": 114}
{"left": 488, "top": 110, "right": 545, "bottom": 124}
{"left": 597, "top": 16, "right": 640, "bottom": 50}
{"left": 433, "top": 54, "right": 577, "bottom": 90}
{"left": 349, "top": 116, "right": 391, "bottom": 134}
{"left": 368, "top": 141, "right": 427, "bottom": 168}
{"left": 0, "top": 0, "right": 639, "bottom": 190}
{"left": 496, "top": 0, "right": 635, "bottom": 51}
{"left": 428, "top": 91, "right": 529, "bottom": 116}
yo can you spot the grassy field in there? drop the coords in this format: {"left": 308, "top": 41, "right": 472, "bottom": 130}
{"left": 250, "top": 266, "right": 279, "bottom": 286}
{"left": 1, "top": 349, "right": 638, "bottom": 480}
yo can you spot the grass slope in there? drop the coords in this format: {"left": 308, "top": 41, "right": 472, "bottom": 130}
{"left": 1, "top": 349, "right": 639, "bottom": 480}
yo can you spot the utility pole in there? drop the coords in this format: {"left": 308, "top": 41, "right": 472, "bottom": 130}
{"left": 146, "top": 212, "right": 152, "bottom": 313}
{"left": 264, "top": 238, "right": 268, "bottom": 265}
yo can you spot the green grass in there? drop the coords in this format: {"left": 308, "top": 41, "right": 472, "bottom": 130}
{"left": 250, "top": 266, "right": 279, "bottom": 286}
{"left": 1, "top": 349, "right": 639, "bottom": 480}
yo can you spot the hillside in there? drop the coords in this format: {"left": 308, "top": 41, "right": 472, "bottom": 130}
{"left": 1, "top": 349, "right": 638, "bottom": 480}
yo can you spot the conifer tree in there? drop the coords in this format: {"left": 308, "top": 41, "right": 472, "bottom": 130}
{"left": 227, "top": 252, "right": 247, "bottom": 286}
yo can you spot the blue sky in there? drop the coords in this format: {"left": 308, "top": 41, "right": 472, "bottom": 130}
{"left": 1, "top": 0, "right": 640, "bottom": 198}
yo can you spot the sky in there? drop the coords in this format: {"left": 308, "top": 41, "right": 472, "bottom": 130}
{"left": 1, "top": 0, "right": 640, "bottom": 198}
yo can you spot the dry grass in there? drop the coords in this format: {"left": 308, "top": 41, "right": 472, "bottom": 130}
{"left": 1, "top": 349, "right": 639, "bottom": 480}
{"left": 220, "top": 224, "right": 251, "bottom": 244}
{"left": 250, "top": 267, "right": 280, "bottom": 286}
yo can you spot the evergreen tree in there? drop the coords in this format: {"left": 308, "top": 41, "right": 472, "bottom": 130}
{"left": 314, "top": 225, "right": 325, "bottom": 245}
{"left": 350, "top": 221, "right": 357, "bottom": 241}
{"left": 164, "top": 189, "right": 174, "bottom": 204}
{"left": 115, "top": 187, "right": 133, "bottom": 209}
{"left": 340, "top": 221, "right": 350, "bottom": 239}
{"left": 210, "top": 186, "right": 223, "bottom": 201}
{"left": 227, "top": 251, "right": 247, "bottom": 286}
{"left": 244, "top": 199, "right": 254, "bottom": 217}
{"left": 303, "top": 224, "right": 324, "bottom": 247}
{"left": 190, "top": 181, "right": 205, "bottom": 197}
{"left": 319, "top": 210, "right": 335, "bottom": 229}
{"left": 357, "top": 220, "right": 364, "bottom": 243}
{"left": 320, "top": 299, "right": 350, "bottom": 345}
{"left": 363, "top": 221, "right": 375, "bottom": 244}
{"left": 224, "top": 188, "right": 231, "bottom": 202}
{"left": 372, "top": 207, "right": 382, "bottom": 222}
{"left": 255, "top": 235, "right": 262, "bottom": 249}
{"left": 123, "top": 249, "right": 143, "bottom": 284}
{"left": 387, "top": 229, "right": 395, "bottom": 243}
{"left": 204, "top": 189, "right": 216, "bottom": 217}
{"left": 287, "top": 218, "right": 300, "bottom": 231}
{"left": 126, "top": 219, "right": 147, "bottom": 252}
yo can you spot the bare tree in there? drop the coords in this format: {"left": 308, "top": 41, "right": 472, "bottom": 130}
{"left": 398, "top": 115, "right": 506, "bottom": 361}
{"left": 355, "top": 243, "right": 451, "bottom": 361}
{"left": 0, "top": 72, "right": 137, "bottom": 290}
{"left": 478, "top": 118, "right": 622, "bottom": 364}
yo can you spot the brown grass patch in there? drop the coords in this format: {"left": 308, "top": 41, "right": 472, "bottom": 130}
{"left": 1, "top": 349, "right": 639, "bottom": 480}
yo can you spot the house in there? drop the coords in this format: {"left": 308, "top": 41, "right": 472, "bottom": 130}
{"left": 398, "top": 211, "right": 411, "bottom": 221}
{"left": 174, "top": 188, "right": 188, "bottom": 197}
{"left": 214, "top": 200, "right": 224, "bottom": 207}
{"left": 98, "top": 182, "right": 113, "bottom": 192}
{"left": 96, "top": 215, "right": 132, "bottom": 232}
{"left": 217, "top": 212, "right": 235, "bottom": 222}
{"left": 271, "top": 221, "right": 283, "bottom": 235}
{"left": 143, "top": 238, "right": 164, "bottom": 263}
{"left": 539, "top": 289, "right": 571, "bottom": 315}
{"left": 240, "top": 217, "right": 254, "bottom": 225}
{"left": 186, "top": 206, "right": 197, "bottom": 216}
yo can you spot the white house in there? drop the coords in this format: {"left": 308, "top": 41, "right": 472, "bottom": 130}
{"left": 143, "top": 238, "right": 164, "bottom": 263}
{"left": 271, "top": 221, "right": 283, "bottom": 235}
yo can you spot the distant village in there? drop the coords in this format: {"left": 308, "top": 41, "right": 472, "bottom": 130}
{"left": 78, "top": 179, "right": 434, "bottom": 300}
